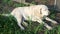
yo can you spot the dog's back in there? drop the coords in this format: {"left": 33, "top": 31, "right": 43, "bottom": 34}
{"left": 11, "top": 5, "right": 45, "bottom": 20}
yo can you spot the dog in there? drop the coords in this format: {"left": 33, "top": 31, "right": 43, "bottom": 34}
{"left": 3, "top": 5, "right": 58, "bottom": 30}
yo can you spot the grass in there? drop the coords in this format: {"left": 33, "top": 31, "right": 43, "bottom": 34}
{"left": 0, "top": 0, "right": 60, "bottom": 34}
{"left": 0, "top": 14, "right": 60, "bottom": 34}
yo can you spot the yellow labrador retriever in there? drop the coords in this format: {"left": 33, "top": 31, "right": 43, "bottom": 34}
{"left": 8, "top": 5, "right": 58, "bottom": 30}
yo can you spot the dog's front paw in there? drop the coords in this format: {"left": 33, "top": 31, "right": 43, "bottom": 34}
{"left": 52, "top": 21, "right": 58, "bottom": 25}
{"left": 47, "top": 26, "right": 52, "bottom": 30}
{"left": 44, "top": 23, "right": 52, "bottom": 30}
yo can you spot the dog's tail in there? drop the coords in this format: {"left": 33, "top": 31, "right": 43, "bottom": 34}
{"left": 0, "top": 14, "right": 11, "bottom": 16}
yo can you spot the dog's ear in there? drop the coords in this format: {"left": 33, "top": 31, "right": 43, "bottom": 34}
{"left": 40, "top": 8, "right": 42, "bottom": 14}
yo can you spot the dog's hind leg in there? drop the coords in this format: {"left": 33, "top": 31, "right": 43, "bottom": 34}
{"left": 11, "top": 8, "right": 25, "bottom": 30}
{"left": 14, "top": 14, "right": 25, "bottom": 30}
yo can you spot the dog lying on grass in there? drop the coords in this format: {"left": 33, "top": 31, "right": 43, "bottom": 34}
{"left": 2, "top": 5, "right": 58, "bottom": 30}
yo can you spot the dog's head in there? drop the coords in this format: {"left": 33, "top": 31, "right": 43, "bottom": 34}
{"left": 39, "top": 5, "right": 50, "bottom": 17}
